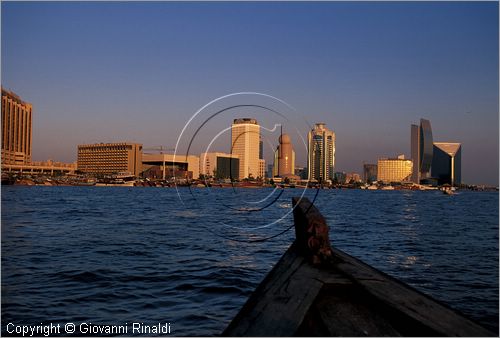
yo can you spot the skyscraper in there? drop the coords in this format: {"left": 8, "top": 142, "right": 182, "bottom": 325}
{"left": 307, "top": 123, "right": 335, "bottom": 182}
{"left": 1, "top": 88, "right": 33, "bottom": 165}
{"left": 431, "top": 142, "right": 462, "bottom": 186}
{"left": 231, "top": 118, "right": 260, "bottom": 179}
{"left": 273, "top": 133, "right": 295, "bottom": 177}
{"left": 411, "top": 118, "right": 433, "bottom": 183}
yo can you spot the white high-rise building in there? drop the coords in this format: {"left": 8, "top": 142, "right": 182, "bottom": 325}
{"left": 231, "top": 118, "right": 260, "bottom": 179}
{"left": 307, "top": 123, "right": 335, "bottom": 182}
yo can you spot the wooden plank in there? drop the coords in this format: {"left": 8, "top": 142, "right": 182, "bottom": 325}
{"left": 223, "top": 197, "right": 495, "bottom": 336}
{"left": 331, "top": 247, "right": 494, "bottom": 336}
{"left": 223, "top": 244, "right": 325, "bottom": 336}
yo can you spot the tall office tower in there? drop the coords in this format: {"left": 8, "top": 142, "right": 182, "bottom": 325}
{"left": 1, "top": 88, "right": 33, "bottom": 165}
{"left": 411, "top": 118, "right": 433, "bottom": 183}
{"left": 431, "top": 142, "right": 462, "bottom": 186}
{"left": 272, "top": 134, "right": 295, "bottom": 177}
{"left": 77, "top": 142, "right": 143, "bottom": 176}
{"left": 231, "top": 118, "right": 260, "bottom": 179}
{"left": 307, "top": 123, "right": 335, "bottom": 182}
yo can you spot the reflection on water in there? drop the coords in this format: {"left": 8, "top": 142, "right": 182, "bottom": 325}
{"left": 1, "top": 187, "right": 498, "bottom": 335}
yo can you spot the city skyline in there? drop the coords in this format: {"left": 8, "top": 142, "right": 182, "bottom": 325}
{"left": 2, "top": 2, "right": 498, "bottom": 185}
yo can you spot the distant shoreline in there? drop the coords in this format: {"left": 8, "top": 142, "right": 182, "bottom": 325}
{"left": 4, "top": 182, "right": 498, "bottom": 192}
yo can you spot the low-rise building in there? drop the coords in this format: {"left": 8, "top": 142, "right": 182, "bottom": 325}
{"left": 199, "top": 152, "right": 239, "bottom": 180}
{"left": 346, "top": 172, "right": 362, "bottom": 183}
{"left": 142, "top": 153, "right": 199, "bottom": 180}
{"left": 77, "top": 142, "right": 142, "bottom": 176}
{"left": 377, "top": 156, "right": 413, "bottom": 183}
{"left": 363, "top": 164, "right": 378, "bottom": 183}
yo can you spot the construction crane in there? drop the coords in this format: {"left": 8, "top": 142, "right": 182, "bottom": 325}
{"left": 143, "top": 146, "right": 175, "bottom": 180}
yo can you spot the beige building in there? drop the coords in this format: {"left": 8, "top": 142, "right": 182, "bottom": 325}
{"left": 308, "top": 123, "right": 335, "bottom": 182}
{"left": 77, "top": 142, "right": 143, "bottom": 176}
{"left": 231, "top": 118, "right": 260, "bottom": 179}
{"left": 273, "top": 134, "right": 295, "bottom": 177}
{"left": 2, "top": 88, "right": 33, "bottom": 165}
{"left": 200, "top": 152, "right": 239, "bottom": 179}
{"left": 259, "top": 159, "right": 266, "bottom": 180}
{"left": 377, "top": 155, "right": 413, "bottom": 183}
{"left": 345, "top": 172, "right": 362, "bottom": 183}
{"left": 3, "top": 160, "right": 76, "bottom": 175}
{"left": 142, "top": 153, "right": 199, "bottom": 180}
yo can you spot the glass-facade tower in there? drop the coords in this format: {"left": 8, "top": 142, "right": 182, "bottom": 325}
{"left": 431, "top": 142, "right": 462, "bottom": 186}
{"left": 411, "top": 118, "right": 433, "bottom": 184}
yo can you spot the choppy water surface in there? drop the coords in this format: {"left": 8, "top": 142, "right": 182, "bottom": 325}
{"left": 2, "top": 186, "right": 498, "bottom": 335}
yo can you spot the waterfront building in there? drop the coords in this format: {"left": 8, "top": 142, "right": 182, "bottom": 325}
{"left": 272, "top": 134, "right": 295, "bottom": 177}
{"left": 363, "top": 164, "right": 378, "bottom": 183}
{"left": 259, "top": 159, "right": 266, "bottom": 180}
{"left": 431, "top": 142, "right": 462, "bottom": 186}
{"left": 346, "top": 172, "right": 362, "bottom": 183}
{"left": 2, "top": 160, "right": 76, "bottom": 175}
{"left": 377, "top": 156, "right": 413, "bottom": 183}
{"left": 200, "top": 152, "right": 239, "bottom": 180}
{"left": 334, "top": 172, "right": 346, "bottom": 184}
{"left": 77, "top": 142, "right": 143, "bottom": 176}
{"left": 1, "top": 88, "right": 33, "bottom": 166}
{"left": 142, "top": 153, "right": 199, "bottom": 180}
{"left": 411, "top": 118, "right": 433, "bottom": 183}
{"left": 294, "top": 166, "right": 307, "bottom": 179}
{"left": 231, "top": 118, "right": 260, "bottom": 179}
{"left": 266, "top": 164, "right": 274, "bottom": 178}
{"left": 307, "top": 123, "right": 335, "bottom": 182}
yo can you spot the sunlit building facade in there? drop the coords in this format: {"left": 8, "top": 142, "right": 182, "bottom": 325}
{"left": 431, "top": 142, "right": 462, "bottom": 186}
{"left": 2, "top": 88, "right": 33, "bottom": 165}
{"left": 200, "top": 152, "right": 239, "bottom": 180}
{"left": 77, "top": 142, "right": 143, "bottom": 176}
{"left": 307, "top": 123, "right": 335, "bottom": 182}
{"left": 346, "top": 172, "right": 362, "bottom": 183}
{"left": 377, "top": 156, "right": 413, "bottom": 183}
{"left": 142, "top": 153, "right": 199, "bottom": 180}
{"left": 272, "top": 134, "right": 295, "bottom": 177}
{"left": 258, "top": 159, "right": 266, "bottom": 180}
{"left": 231, "top": 118, "right": 260, "bottom": 179}
{"left": 411, "top": 118, "right": 433, "bottom": 183}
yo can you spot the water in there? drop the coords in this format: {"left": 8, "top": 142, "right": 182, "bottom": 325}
{"left": 2, "top": 186, "right": 498, "bottom": 335}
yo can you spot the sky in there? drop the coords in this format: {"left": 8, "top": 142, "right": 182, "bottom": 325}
{"left": 2, "top": 1, "right": 498, "bottom": 185}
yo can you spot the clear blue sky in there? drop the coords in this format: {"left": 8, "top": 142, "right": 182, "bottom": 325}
{"left": 2, "top": 1, "right": 498, "bottom": 185}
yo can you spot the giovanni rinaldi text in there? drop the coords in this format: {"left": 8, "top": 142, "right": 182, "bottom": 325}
{"left": 6, "top": 322, "right": 172, "bottom": 336}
